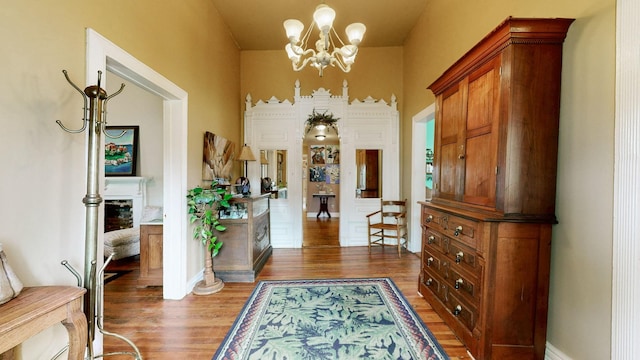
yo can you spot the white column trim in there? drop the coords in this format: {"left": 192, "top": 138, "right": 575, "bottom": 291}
{"left": 612, "top": 0, "right": 640, "bottom": 357}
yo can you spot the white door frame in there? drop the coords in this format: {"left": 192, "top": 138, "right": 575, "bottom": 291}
{"left": 409, "top": 104, "right": 435, "bottom": 253}
{"left": 86, "top": 29, "right": 188, "bottom": 300}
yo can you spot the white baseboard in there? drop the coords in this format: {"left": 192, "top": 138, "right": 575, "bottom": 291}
{"left": 187, "top": 269, "right": 203, "bottom": 294}
{"left": 545, "top": 342, "right": 572, "bottom": 360}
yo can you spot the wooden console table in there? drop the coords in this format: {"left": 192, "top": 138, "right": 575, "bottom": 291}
{"left": 313, "top": 193, "right": 335, "bottom": 218}
{"left": 0, "top": 286, "right": 87, "bottom": 360}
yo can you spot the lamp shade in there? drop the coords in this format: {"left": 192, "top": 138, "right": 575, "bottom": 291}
{"left": 313, "top": 4, "right": 335, "bottom": 33}
{"left": 345, "top": 23, "right": 366, "bottom": 45}
{"left": 237, "top": 145, "right": 256, "bottom": 161}
{"left": 283, "top": 19, "right": 304, "bottom": 42}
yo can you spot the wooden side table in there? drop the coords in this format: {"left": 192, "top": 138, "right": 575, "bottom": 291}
{"left": 139, "top": 220, "right": 163, "bottom": 286}
{"left": 0, "top": 286, "right": 87, "bottom": 360}
{"left": 313, "top": 193, "right": 336, "bottom": 218}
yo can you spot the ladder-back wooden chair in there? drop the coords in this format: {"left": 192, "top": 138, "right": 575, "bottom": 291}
{"left": 366, "top": 199, "right": 408, "bottom": 257}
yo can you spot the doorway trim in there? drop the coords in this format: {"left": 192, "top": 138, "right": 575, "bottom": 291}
{"left": 86, "top": 28, "right": 188, "bottom": 300}
{"left": 409, "top": 104, "right": 435, "bottom": 253}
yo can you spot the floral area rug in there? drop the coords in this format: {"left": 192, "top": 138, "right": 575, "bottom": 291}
{"left": 213, "top": 278, "right": 449, "bottom": 360}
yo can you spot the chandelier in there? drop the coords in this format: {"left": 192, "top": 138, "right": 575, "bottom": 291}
{"left": 283, "top": 4, "right": 366, "bottom": 76}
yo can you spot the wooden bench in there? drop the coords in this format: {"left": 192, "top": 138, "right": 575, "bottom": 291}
{"left": 0, "top": 286, "right": 87, "bottom": 360}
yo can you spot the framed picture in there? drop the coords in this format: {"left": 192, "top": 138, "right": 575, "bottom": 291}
{"left": 309, "top": 166, "right": 326, "bottom": 182}
{"left": 105, "top": 126, "right": 139, "bottom": 176}
{"left": 310, "top": 145, "right": 325, "bottom": 164}
{"left": 202, "top": 131, "right": 235, "bottom": 181}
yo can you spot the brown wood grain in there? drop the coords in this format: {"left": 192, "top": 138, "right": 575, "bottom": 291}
{"left": 0, "top": 286, "right": 87, "bottom": 359}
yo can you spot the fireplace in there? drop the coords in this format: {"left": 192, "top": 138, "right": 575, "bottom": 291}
{"left": 103, "top": 177, "right": 147, "bottom": 231}
{"left": 104, "top": 199, "right": 133, "bottom": 232}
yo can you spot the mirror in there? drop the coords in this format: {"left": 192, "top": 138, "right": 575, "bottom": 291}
{"left": 260, "top": 150, "right": 287, "bottom": 199}
{"left": 356, "top": 149, "right": 382, "bottom": 198}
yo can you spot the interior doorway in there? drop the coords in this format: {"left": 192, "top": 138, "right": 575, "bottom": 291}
{"left": 410, "top": 104, "right": 435, "bottom": 252}
{"left": 301, "top": 123, "right": 340, "bottom": 248}
{"left": 87, "top": 28, "right": 189, "bottom": 300}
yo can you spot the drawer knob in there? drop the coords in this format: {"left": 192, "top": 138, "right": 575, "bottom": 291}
{"left": 427, "top": 257, "right": 434, "bottom": 266}
{"left": 426, "top": 278, "right": 433, "bottom": 286}
{"left": 454, "top": 225, "right": 463, "bottom": 236}
{"left": 453, "top": 305, "right": 462, "bottom": 316}
{"left": 455, "top": 251, "right": 464, "bottom": 263}
{"left": 455, "top": 278, "right": 464, "bottom": 289}
{"left": 426, "top": 215, "right": 433, "bottom": 223}
{"left": 428, "top": 235, "right": 435, "bottom": 244}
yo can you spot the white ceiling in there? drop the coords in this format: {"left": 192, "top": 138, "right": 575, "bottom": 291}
{"left": 211, "top": 0, "right": 428, "bottom": 51}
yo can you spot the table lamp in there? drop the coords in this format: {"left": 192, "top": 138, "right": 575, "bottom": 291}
{"left": 236, "top": 144, "right": 256, "bottom": 195}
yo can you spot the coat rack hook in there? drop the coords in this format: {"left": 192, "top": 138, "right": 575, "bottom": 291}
{"left": 56, "top": 70, "right": 89, "bottom": 133}
{"left": 103, "top": 82, "right": 127, "bottom": 139}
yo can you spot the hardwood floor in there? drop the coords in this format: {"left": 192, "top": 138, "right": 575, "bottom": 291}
{"left": 103, "top": 220, "right": 469, "bottom": 359}
{"left": 302, "top": 216, "right": 340, "bottom": 247}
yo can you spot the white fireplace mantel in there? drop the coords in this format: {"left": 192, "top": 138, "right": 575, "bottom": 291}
{"left": 104, "top": 177, "right": 149, "bottom": 228}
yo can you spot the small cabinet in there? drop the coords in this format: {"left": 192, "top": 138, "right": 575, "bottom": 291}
{"left": 213, "top": 194, "right": 271, "bottom": 282}
{"left": 138, "top": 220, "right": 163, "bottom": 286}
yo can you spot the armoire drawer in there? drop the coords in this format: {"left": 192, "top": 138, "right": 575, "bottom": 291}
{"left": 424, "top": 229, "right": 445, "bottom": 253}
{"left": 422, "top": 207, "right": 447, "bottom": 233}
{"left": 444, "top": 214, "right": 479, "bottom": 249}
{"left": 421, "top": 269, "right": 444, "bottom": 299}
{"left": 441, "top": 285, "right": 478, "bottom": 332}
{"left": 423, "top": 207, "right": 479, "bottom": 249}
{"left": 446, "top": 264, "right": 481, "bottom": 304}
{"left": 423, "top": 249, "right": 443, "bottom": 272}
{"left": 443, "top": 238, "right": 479, "bottom": 275}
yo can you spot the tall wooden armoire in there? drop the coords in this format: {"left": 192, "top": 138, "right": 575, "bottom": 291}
{"left": 418, "top": 17, "right": 574, "bottom": 359}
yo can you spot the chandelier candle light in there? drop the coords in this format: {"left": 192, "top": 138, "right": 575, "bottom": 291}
{"left": 283, "top": 4, "right": 366, "bottom": 76}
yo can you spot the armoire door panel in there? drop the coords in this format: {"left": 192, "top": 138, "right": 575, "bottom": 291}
{"left": 439, "top": 143, "right": 458, "bottom": 199}
{"left": 466, "top": 66, "right": 496, "bottom": 132}
{"left": 441, "top": 87, "right": 463, "bottom": 143}
{"left": 464, "top": 134, "right": 495, "bottom": 206}
{"left": 463, "top": 59, "right": 500, "bottom": 208}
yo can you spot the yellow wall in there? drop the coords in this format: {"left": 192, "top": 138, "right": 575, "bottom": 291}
{"left": 402, "top": 1, "right": 615, "bottom": 359}
{"left": 0, "top": 1, "right": 240, "bottom": 357}
{"left": 240, "top": 46, "right": 403, "bottom": 120}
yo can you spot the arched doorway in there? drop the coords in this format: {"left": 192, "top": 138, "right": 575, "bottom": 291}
{"left": 302, "top": 122, "right": 340, "bottom": 247}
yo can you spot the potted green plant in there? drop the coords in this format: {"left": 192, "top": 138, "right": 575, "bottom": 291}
{"left": 186, "top": 183, "right": 232, "bottom": 295}
{"left": 305, "top": 109, "right": 340, "bottom": 134}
